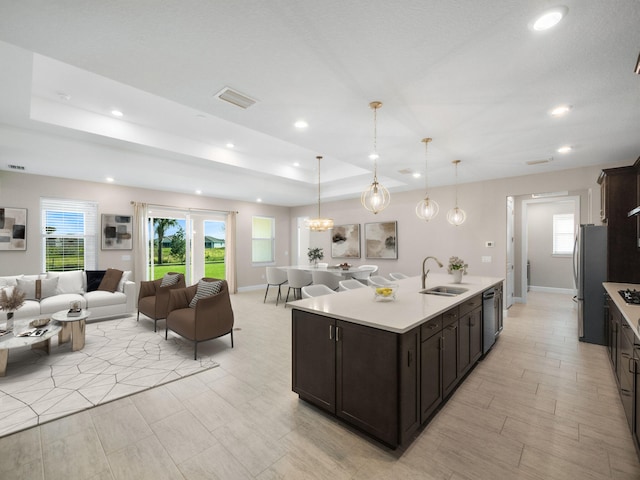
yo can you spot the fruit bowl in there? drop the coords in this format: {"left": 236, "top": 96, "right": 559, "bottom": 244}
{"left": 29, "top": 317, "right": 50, "bottom": 328}
{"left": 372, "top": 284, "right": 398, "bottom": 302}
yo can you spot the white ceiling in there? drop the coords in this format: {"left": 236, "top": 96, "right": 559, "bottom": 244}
{"left": 0, "top": 1, "right": 638, "bottom": 207}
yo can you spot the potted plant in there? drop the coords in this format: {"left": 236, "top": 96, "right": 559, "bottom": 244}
{"left": 447, "top": 256, "right": 468, "bottom": 284}
{"left": 307, "top": 247, "right": 324, "bottom": 266}
{"left": 0, "top": 287, "right": 26, "bottom": 332}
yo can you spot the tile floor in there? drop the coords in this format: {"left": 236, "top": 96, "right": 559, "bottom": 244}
{"left": 0, "top": 289, "right": 639, "bottom": 479}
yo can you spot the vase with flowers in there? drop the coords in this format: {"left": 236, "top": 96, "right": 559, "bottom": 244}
{"left": 447, "top": 256, "right": 468, "bottom": 284}
{"left": 307, "top": 247, "right": 324, "bottom": 266}
{"left": 1, "top": 287, "right": 26, "bottom": 332}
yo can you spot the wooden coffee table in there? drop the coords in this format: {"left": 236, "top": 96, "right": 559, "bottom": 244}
{"left": 0, "top": 318, "right": 62, "bottom": 377}
{"left": 52, "top": 309, "right": 90, "bottom": 351}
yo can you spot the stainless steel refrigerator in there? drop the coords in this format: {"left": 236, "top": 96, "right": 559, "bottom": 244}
{"left": 573, "top": 224, "right": 607, "bottom": 345}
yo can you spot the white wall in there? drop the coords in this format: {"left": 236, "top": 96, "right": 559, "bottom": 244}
{"left": 0, "top": 171, "right": 291, "bottom": 288}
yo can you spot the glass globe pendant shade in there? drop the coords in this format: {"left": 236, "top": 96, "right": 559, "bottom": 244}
{"left": 361, "top": 178, "right": 390, "bottom": 214}
{"left": 416, "top": 195, "right": 439, "bottom": 221}
{"left": 446, "top": 206, "right": 466, "bottom": 226}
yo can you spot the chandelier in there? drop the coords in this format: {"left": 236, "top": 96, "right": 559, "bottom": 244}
{"left": 446, "top": 160, "right": 467, "bottom": 226}
{"left": 305, "top": 155, "right": 334, "bottom": 231}
{"left": 415, "top": 137, "right": 439, "bottom": 221}
{"left": 361, "top": 101, "right": 390, "bottom": 214}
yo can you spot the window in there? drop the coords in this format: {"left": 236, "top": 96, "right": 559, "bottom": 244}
{"left": 553, "top": 213, "right": 574, "bottom": 255}
{"left": 41, "top": 198, "right": 98, "bottom": 271}
{"left": 252, "top": 216, "right": 275, "bottom": 264}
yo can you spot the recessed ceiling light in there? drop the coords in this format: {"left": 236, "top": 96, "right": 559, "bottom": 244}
{"left": 111, "top": 110, "right": 123, "bottom": 117}
{"left": 195, "top": 189, "right": 202, "bottom": 195}
{"left": 294, "top": 120, "right": 308, "bottom": 129}
{"left": 226, "top": 143, "right": 235, "bottom": 149}
{"left": 106, "top": 177, "right": 114, "bottom": 183}
{"left": 412, "top": 172, "right": 421, "bottom": 178}
{"left": 550, "top": 104, "right": 572, "bottom": 116}
{"left": 256, "top": 198, "right": 263, "bottom": 203}
{"left": 57, "top": 92, "right": 71, "bottom": 101}
{"left": 557, "top": 145, "right": 572, "bottom": 154}
{"left": 531, "top": 6, "right": 568, "bottom": 31}
{"left": 293, "top": 162, "right": 300, "bottom": 167}
{"left": 369, "top": 153, "right": 379, "bottom": 160}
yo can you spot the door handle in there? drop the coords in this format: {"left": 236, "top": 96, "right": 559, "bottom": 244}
{"left": 335, "top": 326, "right": 340, "bottom": 342}
{"left": 329, "top": 325, "right": 333, "bottom": 340}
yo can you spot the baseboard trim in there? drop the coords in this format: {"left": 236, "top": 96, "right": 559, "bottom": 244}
{"left": 528, "top": 286, "right": 575, "bottom": 295}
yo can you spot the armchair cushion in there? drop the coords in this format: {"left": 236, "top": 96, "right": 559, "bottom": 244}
{"left": 160, "top": 272, "right": 181, "bottom": 287}
{"left": 189, "top": 279, "right": 223, "bottom": 308}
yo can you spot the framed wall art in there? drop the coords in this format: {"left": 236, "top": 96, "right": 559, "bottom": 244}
{"left": 101, "top": 214, "right": 133, "bottom": 250}
{"left": 331, "top": 224, "right": 360, "bottom": 258}
{"left": 0, "top": 207, "right": 27, "bottom": 251}
{"left": 365, "top": 221, "right": 397, "bottom": 259}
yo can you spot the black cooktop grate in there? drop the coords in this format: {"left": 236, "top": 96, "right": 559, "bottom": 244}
{"left": 618, "top": 289, "right": 640, "bottom": 305}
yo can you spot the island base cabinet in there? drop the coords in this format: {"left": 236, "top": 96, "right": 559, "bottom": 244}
{"left": 420, "top": 329, "right": 442, "bottom": 422}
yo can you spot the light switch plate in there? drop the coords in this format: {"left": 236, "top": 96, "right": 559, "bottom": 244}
{"left": 482, "top": 256, "right": 492, "bottom": 263}
{"left": 485, "top": 241, "right": 494, "bottom": 247}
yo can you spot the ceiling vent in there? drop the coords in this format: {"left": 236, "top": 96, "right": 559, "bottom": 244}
{"left": 214, "top": 87, "right": 257, "bottom": 109}
{"left": 8, "top": 164, "right": 25, "bottom": 170}
{"left": 398, "top": 168, "right": 414, "bottom": 175}
{"left": 526, "top": 157, "right": 553, "bottom": 166}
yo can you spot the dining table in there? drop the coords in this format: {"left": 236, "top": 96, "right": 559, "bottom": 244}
{"left": 277, "top": 264, "right": 367, "bottom": 278}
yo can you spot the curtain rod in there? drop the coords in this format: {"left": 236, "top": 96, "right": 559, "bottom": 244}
{"left": 130, "top": 201, "right": 238, "bottom": 215}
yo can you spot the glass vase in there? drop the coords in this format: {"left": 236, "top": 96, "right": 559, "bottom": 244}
{"left": 6, "top": 311, "right": 14, "bottom": 332}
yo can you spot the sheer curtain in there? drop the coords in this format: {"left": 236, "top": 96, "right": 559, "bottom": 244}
{"left": 132, "top": 202, "right": 148, "bottom": 284}
{"left": 226, "top": 211, "right": 237, "bottom": 293}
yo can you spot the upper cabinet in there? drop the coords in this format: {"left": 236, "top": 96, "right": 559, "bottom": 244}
{"left": 598, "top": 163, "right": 640, "bottom": 283}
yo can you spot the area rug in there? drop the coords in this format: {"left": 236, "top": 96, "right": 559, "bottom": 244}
{"left": 0, "top": 315, "right": 219, "bottom": 437}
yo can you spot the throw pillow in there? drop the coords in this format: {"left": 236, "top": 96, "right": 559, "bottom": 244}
{"left": 117, "top": 270, "right": 132, "bottom": 292}
{"left": 160, "top": 273, "right": 181, "bottom": 287}
{"left": 0, "top": 275, "right": 23, "bottom": 288}
{"left": 47, "top": 270, "right": 84, "bottom": 294}
{"left": 189, "top": 280, "right": 223, "bottom": 308}
{"left": 16, "top": 277, "right": 59, "bottom": 300}
{"left": 86, "top": 270, "right": 107, "bottom": 292}
{"left": 98, "top": 268, "right": 124, "bottom": 293}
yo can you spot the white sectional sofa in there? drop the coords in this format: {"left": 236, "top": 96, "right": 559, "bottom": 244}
{"left": 0, "top": 270, "right": 136, "bottom": 322}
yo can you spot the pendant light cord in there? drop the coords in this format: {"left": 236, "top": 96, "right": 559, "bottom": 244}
{"left": 316, "top": 156, "right": 322, "bottom": 218}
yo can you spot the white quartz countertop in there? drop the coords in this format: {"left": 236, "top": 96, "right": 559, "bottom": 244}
{"left": 603, "top": 282, "right": 640, "bottom": 340}
{"left": 289, "top": 273, "right": 504, "bottom": 334}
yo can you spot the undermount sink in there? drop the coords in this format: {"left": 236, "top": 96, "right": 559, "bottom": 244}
{"left": 420, "top": 286, "right": 468, "bottom": 296}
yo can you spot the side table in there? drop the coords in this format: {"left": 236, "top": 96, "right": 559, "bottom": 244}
{"left": 52, "top": 309, "right": 90, "bottom": 351}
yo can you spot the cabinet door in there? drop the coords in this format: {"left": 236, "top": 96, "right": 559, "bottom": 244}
{"left": 336, "top": 320, "right": 398, "bottom": 446}
{"left": 458, "top": 312, "right": 471, "bottom": 375}
{"left": 292, "top": 310, "right": 336, "bottom": 412}
{"left": 442, "top": 315, "right": 459, "bottom": 398}
{"left": 634, "top": 348, "right": 640, "bottom": 451}
{"left": 469, "top": 308, "right": 483, "bottom": 364}
{"left": 420, "top": 332, "right": 442, "bottom": 422}
{"left": 619, "top": 322, "right": 634, "bottom": 430}
{"left": 399, "top": 327, "right": 420, "bottom": 443}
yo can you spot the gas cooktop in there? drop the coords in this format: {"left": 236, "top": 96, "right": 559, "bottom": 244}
{"left": 618, "top": 289, "right": 640, "bottom": 305}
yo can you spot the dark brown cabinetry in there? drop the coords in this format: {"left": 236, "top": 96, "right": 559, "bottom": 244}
{"left": 458, "top": 295, "right": 483, "bottom": 376}
{"left": 598, "top": 165, "right": 640, "bottom": 284}
{"left": 619, "top": 320, "right": 635, "bottom": 430}
{"left": 442, "top": 309, "right": 460, "bottom": 398}
{"left": 420, "top": 316, "right": 442, "bottom": 422}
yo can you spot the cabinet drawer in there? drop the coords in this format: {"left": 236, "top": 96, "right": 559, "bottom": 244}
{"left": 459, "top": 294, "right": 482, "bottom": 317}
{"left": 442, "top": 308, "right": 458, "bottom": 327}
{"left": 421, "top": 315, "right": 442, "bottom": 340}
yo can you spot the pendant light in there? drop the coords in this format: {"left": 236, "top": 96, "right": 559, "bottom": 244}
{"left": 361, "top": 101, "right": 390, "bottom": 214}
{"left": 415, "top": 137, "right": 439, "bottom": 221}
{"left": 446, "top": 160, "right": 467, "bottom": 226}
{"left": 305, "top": 155, "right": 334, "bottom": 231}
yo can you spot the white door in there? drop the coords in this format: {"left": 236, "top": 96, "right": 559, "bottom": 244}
{"left": 506, "top": 196, "right": 515, "bottom": 308}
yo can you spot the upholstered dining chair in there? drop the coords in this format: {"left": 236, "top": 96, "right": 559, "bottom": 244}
{"left": 368, "top": 275, "right": 394, "bottom": 287}
{"left": 311, "top": 270, "right": 341, "bottom": 291}
{"left": 285, "top": 269, "right": 313, "bottom": 305}
{"left": 338, "top": 279, "right": 367, "bottom": 291}
{"left": 389, "top": 272, "right": 409, "bottom": 280}
{"left": 137, "top": 272, "right": 186, "bottom": 332}
{"left": 263, "top": 267, "right": 288, "bottom": 306}
{"left": 166, "top": 278, "right": 234, "bottom": 360}
{"left": 301, "top": 284, "right": 337, "bottom": 298}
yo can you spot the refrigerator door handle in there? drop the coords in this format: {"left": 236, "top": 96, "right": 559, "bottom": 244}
{"left": 572, "top": 232, "right": 579, "bottom": 291}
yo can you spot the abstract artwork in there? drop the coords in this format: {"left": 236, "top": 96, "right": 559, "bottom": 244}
{"left": 365, "top": 221, "right": 397, "bottom": 259}
{"left": 331, "top": 224, "right": 360, "bottom": 258}
{"left": 101, "top": 214, "right": 133, "bottom": 250}
{"left": 0, "top": 207, "right": 27, "bottom": 250}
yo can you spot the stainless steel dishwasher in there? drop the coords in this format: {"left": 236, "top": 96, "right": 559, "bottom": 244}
{"left": 482, "top": 288, "right": 496, "bottom": 355}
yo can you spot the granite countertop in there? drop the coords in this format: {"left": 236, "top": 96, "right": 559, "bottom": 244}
{"left": 289, "top": 273, "right": 504, "bottom": 334}
{"left": 603, "top": 282, "right": 640, "bottom": 340}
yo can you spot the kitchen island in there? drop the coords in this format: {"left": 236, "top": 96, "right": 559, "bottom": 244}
{"left": 289, "top": 273, "right": 504, "bottom": 448}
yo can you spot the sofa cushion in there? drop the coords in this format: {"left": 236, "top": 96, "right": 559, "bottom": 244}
{"left": 16, "top": 277, "right": 59, "bottom": 300}
{"left": 0, "top": 274, "right": 23, "bottom": 288}
{"left": 86, "top": 270, "right": 106, "bottom": 292}
{"left": 189, "top": 280, "right": 223, "bottom": 308}
{"left": 3, "top": 300, "right": 40, "bottom": 321}
{"left": 98, "top": 268, "right": 123, "bottom": 293}
{"left": 39, "top": 293, "right": 86, "bottom": 315}
{"left": 84, "top": 290, "right": 127, "bottom": 308}
{"left": 47, "top": 270, "right": 84, "bottom": 294}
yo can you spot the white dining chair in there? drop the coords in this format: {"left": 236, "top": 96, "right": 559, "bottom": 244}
{"left": 285, "top": 269, "right": 313, "bottom": 304}
{"left": 368, "top": 275, "right": 394, "bottom": 287}
{"left": 301, "top": 284, "right": 337, "bottom": 298}
{"left": 389, "top": 272, "right": 409, "bottom": 280}
{"left": 350, "top": 265, "right": 378, "bottom": 283}
{"left": 263, "top": 267, "right": 289, "bottom": 306}
{"left": 311, "top": 270, "right": 341, "bottom": 291}
{"left": 339, "top": 279, "right": 367, "bottom": 291}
